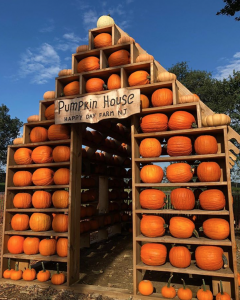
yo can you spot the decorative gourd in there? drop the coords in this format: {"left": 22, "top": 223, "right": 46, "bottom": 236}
{"left": 52, "top": 146, "right": 70, "bottom": 162}
{"left": 139, "top": 138, "right": 162, "bottom": 157}
{"left": 53, "top": 168, "right": 70, "bottom": 185}
{"left": 39, "top": 238, "right": 57, "bottom": 256}
{"left": 11, "top": 214, "right": 29, "bottom": 231}
{"left": 108, "top": 50, "right": 130, "bottom": 67}
{"left": 136, "top": 54, "right": 154, "bottom": 62}
{"left": 107, "top": 74, "right": 121, "bottom": 90}
{"left": 23, "top": 237, "right": 40, "bottom": 255}
{"left": 32, "top": 146, "right": 53, "bottom": 164}
{"left": 32, "top": 191, "right": 52, "bottom": 208}
{"left": 202, "top": 114, "right": 231, "bottom": 127}
{"left": 140, "top": 215, "right": 166, "bottom": 237}
{"left": 43, "top": 91, "right": 55, "bottom": 99}
{"left": 7, "top": 236, "right": 24, "bottom": 254}
{"left": 140, "top": 94, "right": 150, "bottom": 108}
{"left": 27, "top": 115, "right": 39, "bottom": 122}
{"left": 140, "top": 165, "right": 164, "bottom": 183}
{"left": 216, "top": 280, "right": 231, "bottom": 300}
{"left": 178, "top": 279, "right": 193, "bottom": 300}
{"left": 168, "top": 111, "right": 197, "bottom": 130}
{"left": 194, "top": 135, "right": 218, "bottom": 155}
{"left": 195, "top": 246, "right": 227, "bottom": 270}
{"left": 157, "top": 72, "right": 177, "bottom": 82}
{"left": 197, "top": 162, "right": 221, "bottom": 182}
{"left": 117, "top": 36, "right": 135, "bottom": 44}
{"left": 77, "top": 56, "right": 100, "bottom": 73}
{"left": 10, "top": 263, "right": 22, "bottom": 280}
{"left": 37, "top": 262, "right": 51, "bottom": 282}
{"left": 57, "top": 238, "right": 68, "bottom": 257}
{"left": 94, "top": 33, "right": 112, "bottom": 48}
{"left": 3, "top": 258, "right": 14, "bottom": 279}
{"left": 138, "top": 280, "right": 154, "bottom": 296}
{"left": 13, "top": 193, "right": 32, "bottom": 208}
{"left": 76, "top": 45, "right": 88, "bottom": 53}
{"left": 13, "top": 171, "right": 32, "bottom": 187}
{"left": 140, "top": 189, "right": 166, "bottom": 209}
{"left": 199, "top": 189, "right": 226, "bottom": 210}
{"left": 169, "top": 246, "right": 191, "bottom": 268}
{"left": 128, "top": 70, "right": 150, "bottom": 86}
{"left": 32, "top": 168, "right": 54, "bottom": 186}
{"left": 52, "top": 214, "right": 68, "bottom": 232}
{"left": 170, "top": 188, "right": 195, "bottom": 210}
{"left": 22, "top": 264, "right": 36, "bottom": 281}
{"left": 63, "top": 81, "right": 79, "bottom": 96}
{"left": 97, "top": 14, "right": 115, "bottom": 28}
{"left": 169, "top": 216, "right": 198, "bottom": 238}
{"left": 45, "top": 104, "right": 55, "bottom": 120}
{"left": 200, "top": 218, "right": 230, "bottom": 240}
{"left": 29, "top": 213, "right": 51, "bottom": 232}
{"left": 151, "top": 88, "right": 173, "bottom": 107}
{"left": 161, "top": 275, "right": 176, "bottom": 299}
{"left": 197, "top": 279, "right": 213, "bottom": 300}
{"left": 13, "top": 137, "right": 23, "bottom": 145}
{"left": 51, "top": 263, "right": 65, "bottom": 285}
{"left": 167, "top": 136, "right": 192, "bottom": 156}
{"left": 30, "top": 127, "right": 48, "bottom": 143}
{"left": 52, "top": 190, "right": 69, "bottom": 208}
{"left": 141, "top": 243, "right": 167, "bottom": 266}
{"left": 85, "top": 78, "right": 107, "bottom": 93}
{"left": 58, "top": 69, "right": 72, "bottom": 76}
{"left": 140, "top": 113, "right": 168, "bottom": 132}
{"left": 48, "top": 124, "right": 70, "bottom": 141}
{"left": 166, "top": 163, "right": 193, "bottom": 183}
{"left": 179, "top": 94, "right": 199, "bottom": 104}
{"left": 14, "top": 148, "right": 33, "bottom": 165}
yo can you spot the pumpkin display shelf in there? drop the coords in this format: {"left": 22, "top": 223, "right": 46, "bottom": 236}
{"left": 1, "top": 21, "right": 240, "bottom": 300}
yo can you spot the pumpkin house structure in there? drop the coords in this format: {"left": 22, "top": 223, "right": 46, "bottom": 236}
{"left": 1, "top": 18, "right": 240, "bottom": 299}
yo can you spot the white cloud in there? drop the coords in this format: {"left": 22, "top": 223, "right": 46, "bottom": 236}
{"left": 109, "top": 4, "right": 124, "bottom": 16}
{"left": 126, "top": 0, "right": 134, "bottom": 3}
{"left": 83, "top": 9, "right": 98, "bottom": 27}
{"left": 215, "top": 52, "right": 240, "bottom": 80}
{"left": 63, "top": 32, "right": 88, "bottom": 43}
{"left": 39, "top": 19, "right": 55, "bottom": 33}
{"left": 55, "top": 32, "right": 88, "bottom": 53}
{"left": 19, "top": 43, "right": 62, "bottom": 84}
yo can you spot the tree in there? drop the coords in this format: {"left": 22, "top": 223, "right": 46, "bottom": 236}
{"left": 0, "top": 105, "right": 23, "bottom": 177}
{"left": 216, "top": 0, "right": 240, "bottom": 21}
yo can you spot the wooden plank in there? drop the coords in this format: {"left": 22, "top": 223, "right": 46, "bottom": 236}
{"left": 150, "top": 61, "right": 157, "bottom": 84}
{"left": 5, "top": 230, "right": 68, "bottom": 237}
{"left": 135, "top": 209, "right": 229, "bottom": 215}
{"left": 98, "top": 176, "right": 109, "bottom": 213}
{"left": 8, "top": 162, "right": 70, "bottom": 169}
{"left": 112, "top": 25, "right": 121, "bottom": 45}
{"left": 6, "top": 208, "right": 68, "bottom": 213}
{"left": 228, "top": 141, "right": 240, "bottom": 155}
{"left": 140, "top": 102, "right": 199, "bottom": 115}
{"left": 196, "top": 103, "right": 202, "bottom": 128}
{"left": 172, "top": 80, "right": 177, "bottom": 105}
{"left": 9, "top": 139, "right": 71, "bottom": 148}
{"left": 131, "top": 43, "right": 139, "bottom": 64}
{"left": 135, "top": 182, "right": 228, "bottom": 187}
{"left": 3, "top": 253, "right": 68, "bottom": 262}
{"left": 100, "top": 49, "right": 108, "bottom": 69}
{"left": 7, "top": 185, "right": 69, "bottom": 190}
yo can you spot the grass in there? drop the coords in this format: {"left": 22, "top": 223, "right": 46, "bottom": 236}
{"left": 0, "top": 182, "right": 5, "bottom": 192}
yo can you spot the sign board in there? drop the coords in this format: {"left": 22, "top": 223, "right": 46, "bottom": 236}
{"left": 54, "top": 88, "right": 140, "bottom": 124}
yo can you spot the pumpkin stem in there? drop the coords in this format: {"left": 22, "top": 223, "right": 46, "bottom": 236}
{"left": 7, "top": 258, "right": 11, "bottom": 270}
{"left": 29, "top": 264, "right": 31, "bottom": 270}
{"left": 103, "top": 84, "right": 108, "bottom": 90}
{"left": 193, "top": 229, "right": 199, "bottom": 238}
{"left": 199, "top": 226, "right": 203, "bottom": 232}
{"left": 163, "top": 224, "right": 168, "bottom": 229}
{"left": 192, "top": 122, "right": 198, "bottom": 128}
{"left": 181, "top": 278, "right": 186, "bottom": 289}
{"left": 147, "top": 75, "right": 151, "bottom": 81}
{"left": 15, "top": 263, "right": 19, "bottom": 271}
{"left": 220, "top": 280, "right": 224, "bottom": 295}
{"left": 56, "top": 263, "right": 60, "bottom": 274}
{"left": 167, "top": 275, "right": 173, "bottom": 288}
{"left": 202, "top": 279, "right": 206, "bottom": 292}
{"left": 222, "top": 254, "right": 228, "bottom": 268}
{"left": 41, "top": 262, "right": 46, "bottom": 273}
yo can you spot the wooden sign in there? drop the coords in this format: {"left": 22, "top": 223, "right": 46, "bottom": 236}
{"left": 55, "top": 88, "right": 140, "bottom": 124}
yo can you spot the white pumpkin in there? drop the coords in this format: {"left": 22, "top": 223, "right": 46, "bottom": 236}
{"left": 179, "top": 94, "right": 199, "bottom": 104}
{"left": 97, "top": 15, "right": 115, "bottom": 28}
{"left": 202, "top": 114, "right": 231, "bottom": 127}
{"left": 157, "top": 72, "right": 177, "bottom": 82}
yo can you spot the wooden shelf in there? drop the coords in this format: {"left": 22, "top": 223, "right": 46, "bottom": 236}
{"left": 136, "top": 234, "right": 232, "bottom": 246}
{"left": 139, "top": 103, "right": 199, "bottom": 115}
{"left": 9, "top": 139, "right": 71, "bottom": 148}
{"left": 6, "top": 208, "right": 69, "bottom": 213}
{"left": 3, "top": 253, "right": 68, "bottom": 262}
{"left": 7, "top": 185, "right": 69, "bottom": 190}
{"left": 136, "top": 293, "right": 196, "bottom": 300}
{"left": 24, "top": 120, "right": 54, "bottom": 127}
{"left": 8, "top": 162, "right": 70, "bottom": 169}
{"left": 5, "top": 230, "right": 68, "bottom": 237}
{"left": 136, "top": 262, "right": 234, "bottom": 278}
{"left": 135, "top": 182, "right": 228, "bottom": 187}
{"left": 135, "top": 209, "right": 229, "bottom": 215}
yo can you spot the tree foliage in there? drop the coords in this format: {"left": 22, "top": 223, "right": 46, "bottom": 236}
{"left": 216, "top": 0, "right": 240, "bottom": 21}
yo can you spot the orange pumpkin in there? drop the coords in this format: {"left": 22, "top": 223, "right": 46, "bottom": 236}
{"left": 169, "top": 216, "right": 198, "bottom": 238}
{"left": 178, "top": 279, "right": 193, "bottom": 300}
{"left": 51, "top": 263, "right": 65, "bottom": 285}
{"left": 140, "top": 165, "right": 164, "bottom": 183}
{"left": 29, "top": 213, "right": 52, "bottom": 231}
{"left": 161, "top": 275, "right": 176, "bottom": 299}
{"left": 194, "top": 135, "right": 218, "bottom": 155}
{"left": 197, "top": 162, "right": 221, "bottom": 182}
{"left": 168, "top": 111, "right": 196, "bottom": 130}
{"left": 195, "top": 246, "right": 227, "bottom": 271}
{"left": 30, "top": 127, "right": 48, "bottom": 143}
{"left": 22, "top": 265, "right": 36, "bottom": 281}
{"left": 43, "top": 91, "right": 55, "bottom": 99}
{"left": 169, "top": 246, "right": 191, "bottom": 268}
{"left": 13, "top": 193, "right": 32, "bottom": 208}
{"left": 37, "top": 262, "right": 51, "bottom": 282}
{"left": 140, "top": 189, "right": 166, "bottom": 209}
{"left": 141, "top": 243, "right": 167, "bottom": 266}
{"left": 14, "top": 148, "right": 33, "bottom": 165}
{"left": 48, "top": 124, "right": 70, "bottom": 141}
{"left": 32, "top": 146, "right": 53, "bottom": 164}
{"left": 216, "top": 280, "right": 231, "bottom": 300}
{"left": 167, "top": 136, "right": 192, "bottom": 156}
{"left": 39, "top": 238, "right": 57, "bottom": 256}
{"left": 140, "top": 113, "right": 168, "bottom": 133}
{"left": 77, "top": 56, "right": 100, "bottom": 73}
{"left": 32, "top": 168, "right": 54, "bottom": 186}
{"left": 56, "top": 238, "right": 68, "bottom": 257}
{"left": 199, "top": 189, "right": 226, "bottom": 210}
{"left": 85, "top": 78, "right": 107, "bottom": 93}
{"left": 108, "top": 50, "right": 130, "bottom": 67}
{"left": 140, "top": 94, "right": 150, "bottom": 108}
{"left": 94, "top": 33, "right": 112, "bottom": 48}
{"left": 197, "top": 279, "right": 213, "bottom": 300}
{"left": 63, "top": 81, "right": 79, "bottom": 96}
{"left": 76, "top": 45, "right": 88, "bottom": 52}
{"left": 170, "top": 188, "right": 195, "bottom": 210}
{"left": 128, "top": 70, "right": 150, "bottom": 86}
{"left": 200, "top": 218, "right": 230, "bottom": 240}
{"left": 52, "top": 214, "right": 68, "bottom": 232}
{"left": 52, "top": 190, "right": 69, "bottom": 208}
{"left": 166, "top": 163, "right": 193, "bottom": 183}
{"left": 52, "top": 146, "right": 70, "bottom": 162}
{"left": 23, "top": 237, "right": 40, "bottom": 255}
{"left": 138, "top": 280, "right": 154, "bottom": 296}
{"left": 10, "top": 263, "right": 23, "bottom": 280}
{"left": 151, "top": 88, "right": 173, "bottom": 107}
{"left": 53, "top": 168, "right": 70, "bottom": 185}
{"left": 13, "top": 171, "right": 32, "bottom": 187}
{"left": 139, "top": 138, "right": 162, "bottom": 157}
{"left": 44, "top": 104, "right": 55, "bottom": 120}
{"left": 3, "top": 258, "right": 14, "bottom": 279}
{"left": 32, "top": 191, "right": 52, "bottom": 208}
{"left": 140, "top": 215, "right": 166, "bottom": 237}
{"left": 7, "top": 236, "right": 24, "bottom": 254}
{"left": 11, "top": 214, "right": 29, "bottom": 231}
{"left": 107, "top": 74, "right": 121, "bottom": 90}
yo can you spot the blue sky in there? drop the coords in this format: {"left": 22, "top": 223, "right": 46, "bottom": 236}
{"left": 0, "top": 0, "right": 239, "bottom": 127}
